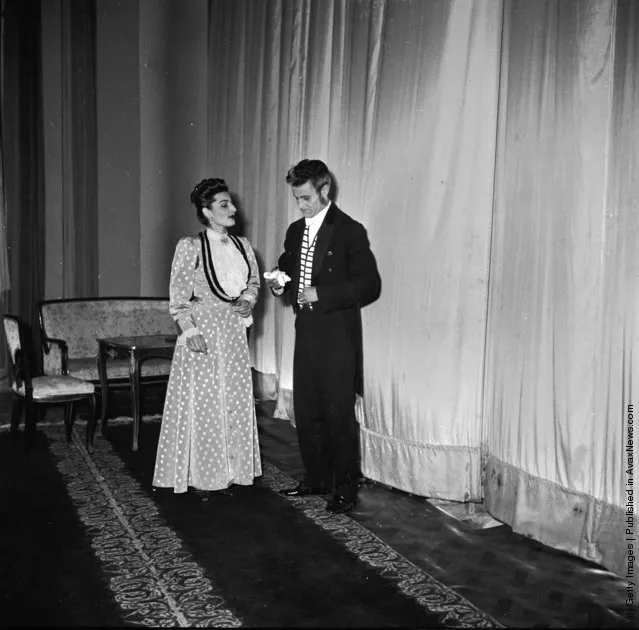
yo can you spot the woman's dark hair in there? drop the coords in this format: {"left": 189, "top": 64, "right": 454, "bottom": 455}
{"left": 285, "top": 159, "right": 332, "bottom": 195}
{"left": 190, "top": 178, "right": 229, "bottom": 226}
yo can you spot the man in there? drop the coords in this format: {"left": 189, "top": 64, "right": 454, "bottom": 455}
{"left": 266, "top": 159, "right": 381, "bottom": 514}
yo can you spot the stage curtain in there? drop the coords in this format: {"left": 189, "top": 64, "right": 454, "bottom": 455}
{"left": 207, "top": 0, "right": 502, "bottom": 502}
{"left": 0, "top": 6, "right": 10, "bottom": 385}
{"left": 203, "top": 0, "right": 636, "bottom": 576}
{"left": 0, "top": 75, "right": 9, "bottom": 298}
{"left": 63, "top": 0, "right": 98, "bottom": 297}
{"left": 483, "top": 0, "right": 637, "bottom": 578}
{"left": 0, "top": 0, "right": 45, "bottom": 370}
{"left": 41, "top": 0, "right": 98, "bottom": 298}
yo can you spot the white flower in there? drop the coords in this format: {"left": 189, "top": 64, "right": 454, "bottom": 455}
{"left": 263, "top": 270, "right": 291, "bottom": 287}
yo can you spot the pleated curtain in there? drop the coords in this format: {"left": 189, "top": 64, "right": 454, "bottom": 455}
{"left": 484, "top": 0, "right": 637, "bottom": 578}
{"left": 208, "top": 0, "right": 503, "bottom": 504}
{"left": 204, "top": 0, "right": 637, "bottom": 578}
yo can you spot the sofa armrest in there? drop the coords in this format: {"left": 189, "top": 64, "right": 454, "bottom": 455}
{"left": 42, "top": 337, "right": 69, "bottom": 375}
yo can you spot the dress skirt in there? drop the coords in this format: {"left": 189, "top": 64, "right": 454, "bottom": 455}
{"left": 152, "top": 302, "right": 262, "bottom": 493}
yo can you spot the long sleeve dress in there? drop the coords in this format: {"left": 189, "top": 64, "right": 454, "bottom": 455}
{"left": 152, "top": 228, "right": 262, "bottom": 493}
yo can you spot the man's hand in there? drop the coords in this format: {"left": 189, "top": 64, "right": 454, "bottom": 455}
{"left": 233, "top": 298, "right": 253, "bottom": 317}
{"left": 264, "top": 268, "right": 291, "bottom": 293}
{"left": 299, "top": 287, "right": 318, "bottom": 304}
{"left": 187, "top": 333, "right": 208, "bottom": 354}
{"left": 264, "top": 267, "right": 291, "bottom": 295}
{"left": 265, "top": 276, "right": 282, "bottom": 291}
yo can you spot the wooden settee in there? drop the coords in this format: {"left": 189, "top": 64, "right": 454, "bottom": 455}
{"left": 37, "top": 297, "right": 177, "bottom": 387}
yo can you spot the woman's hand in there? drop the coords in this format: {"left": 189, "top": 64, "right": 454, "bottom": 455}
{"left": 233, "top": 298, "right": 253, "bottom": 317}
{"left": 186, "top": 333, "right": 208, "bottom": 354}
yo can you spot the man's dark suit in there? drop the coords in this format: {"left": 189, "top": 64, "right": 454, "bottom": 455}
{"left": 277, "top": 203, "right": 381, "bottom": 501}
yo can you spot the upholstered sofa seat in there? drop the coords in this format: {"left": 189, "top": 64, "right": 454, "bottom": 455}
{"left": 67, "top": 356, "right": 173, "bottom": 381}
{"left": 37, "top": 298, "right": 177, "bottom": 383}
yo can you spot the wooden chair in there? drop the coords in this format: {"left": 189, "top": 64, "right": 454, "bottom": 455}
{"left": 3, "top": 314, "right": 97, "bottom": 453}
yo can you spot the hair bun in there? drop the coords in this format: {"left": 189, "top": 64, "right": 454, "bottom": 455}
{"left": 190, "top": 178, "right": 230, "bottom": 217}
{"left": 190, "top": 178, "right": 217, "bottom": 205}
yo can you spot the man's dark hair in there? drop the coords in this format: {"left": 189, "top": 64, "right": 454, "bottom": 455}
{"left": 286, "top": 159, "right": 332, "bottom": 195}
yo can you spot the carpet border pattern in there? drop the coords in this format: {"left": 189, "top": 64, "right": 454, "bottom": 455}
{"left": 262, "top": 460, "right": 503, "bottom": 629}
{"left": 47, "top": 423, "right": 242, "bottom": 628}
{"left": 35, "top": 419, "right": 501, "bottom": 628}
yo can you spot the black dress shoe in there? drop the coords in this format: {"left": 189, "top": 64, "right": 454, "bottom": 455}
{"left": 325, "top": 495, "right": 356, "bottom": 514}
{"left": 279, "top": 484, "right": 329, "bottom": 497}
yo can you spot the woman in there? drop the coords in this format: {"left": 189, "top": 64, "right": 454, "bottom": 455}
{"left": 153, "top": 178, "right": 262, "bottom": 499}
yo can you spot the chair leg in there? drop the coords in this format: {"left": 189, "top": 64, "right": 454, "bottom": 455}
{"left": 24, "top": 397, "right": 37, "bottom": 453}
{"left": 10, "top": 396, "right": 24, "bottom": 439}
{"left": 86, "top": 394, "right": 97, "bottom": 454}
{"left": 64, "top": 401, "right": 74, "bottom": 442}
{"left": 99, "top": 385, "right": 110, "bottom": 435}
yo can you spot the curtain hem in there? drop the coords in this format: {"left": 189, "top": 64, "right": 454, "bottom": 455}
{"left": 274, "top": 389, "right": 294, "bottom": 425}
{"left": 484, "top": 453, "right": 633, "bottom": 578}
{"left": 253, "top": 371, "right": 295, "bottom": 425}
{"left": 359, "top": 424, "right": 483, "bottom": 502}
{"left": 252, "top": 369, "right": 278, "bottom": 402}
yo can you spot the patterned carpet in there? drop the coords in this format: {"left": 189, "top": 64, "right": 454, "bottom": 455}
{"left": 2, "top": 417, "right": 498, "bottom": 628}
{"left": 0, "top": 388, "right": 634, "bottom": 628}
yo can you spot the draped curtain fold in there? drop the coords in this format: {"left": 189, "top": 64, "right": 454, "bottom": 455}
{"left": 208, "top": 0, "right": 501, "bottom": 503}
{"left": 42, "top": 0, "right": 98, "bottom": 298}
{"left": 0, "top": 2, "right": 10, "bottom": 386}
{"left": 483, "top": 0, "right": 636, "bottom": 577}
{"left": 64, "top": 0, "right": 98, "bottom": 297}
{"left": 205, "top": 0, "right": 635, "bottom": 577}
{"left": 0, "top": 149, "right": 8, "bottom": 386}
{"left": 1, "top": 0, "right": 98, "bottom": 382}
{"left": 1, "top": 0, "right": 45, "bottom": 370}
{"left": 0, "top": 34, "right": 9, "bottom": 297}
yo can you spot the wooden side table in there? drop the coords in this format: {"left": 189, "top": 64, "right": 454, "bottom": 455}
{"left": 97, "top": 334, "right": 176, "bottom": 451}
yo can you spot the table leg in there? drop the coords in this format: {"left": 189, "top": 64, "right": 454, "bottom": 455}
{"left": 97, "top": 343, "right": 110, "bottom": 433}
{"left": 129, "top": 351, "right": 141, "bottom": 451}
{"left": 86, "top": 393, "right": 97, "bottom": 454}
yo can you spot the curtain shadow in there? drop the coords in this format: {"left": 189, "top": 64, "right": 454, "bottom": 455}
{"left": 1, "top": 0, "right": 45, "bottom": 372}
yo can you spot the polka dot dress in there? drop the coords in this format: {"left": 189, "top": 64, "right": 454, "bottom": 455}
{"left": 152, "top": 235, "right": 262, "bottom": 493}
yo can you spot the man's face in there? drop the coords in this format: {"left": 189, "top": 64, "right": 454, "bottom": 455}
{"left": 291, "top": 181, "right": 329, "bottom": 219}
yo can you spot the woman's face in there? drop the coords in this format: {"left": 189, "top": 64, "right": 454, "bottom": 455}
{"left": 204, "top": 192, "right": 236, "bottom": 230}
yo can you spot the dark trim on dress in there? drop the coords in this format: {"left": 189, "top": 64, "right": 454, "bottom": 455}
{"left": 198, "top": 232, "right": 249, "bottom": 303}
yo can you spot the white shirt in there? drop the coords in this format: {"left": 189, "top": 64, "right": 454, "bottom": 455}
{"left": 305, "top": 201, "right": 331, "bottom": 244}
{"left": 270, "top": 201, "right": 331, "bottom": 298}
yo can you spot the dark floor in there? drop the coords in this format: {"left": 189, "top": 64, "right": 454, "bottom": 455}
{"left": 0, "top": 385, "right": 634, "bottom": 629}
